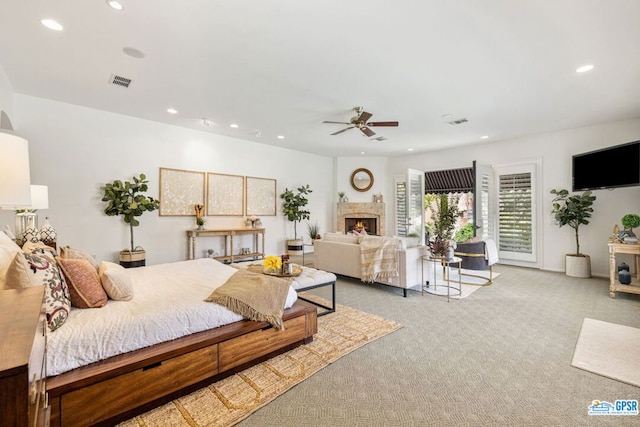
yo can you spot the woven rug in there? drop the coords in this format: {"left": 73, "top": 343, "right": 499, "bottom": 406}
{"left": 571, "top": 317, "right": 640, "bottom": 387}
{"left": 118, "top": 303, "right": 402, "bottom": 427}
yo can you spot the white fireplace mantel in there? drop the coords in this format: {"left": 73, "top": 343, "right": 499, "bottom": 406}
{"left": 337, "top": 202, "right": 386, "bottom": 236}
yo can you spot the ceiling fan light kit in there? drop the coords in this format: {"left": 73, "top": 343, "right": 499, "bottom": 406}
{"left": 323, "top": 106, "right": 398, "bottom": 137}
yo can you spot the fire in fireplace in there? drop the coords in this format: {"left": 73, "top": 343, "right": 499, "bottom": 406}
{"left": 345, "top": 217, "right": 377, "bottom": 235}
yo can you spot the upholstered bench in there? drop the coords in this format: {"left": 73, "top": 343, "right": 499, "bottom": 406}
{"left": 232, "top": 262, "right": 337, "bottom": 316}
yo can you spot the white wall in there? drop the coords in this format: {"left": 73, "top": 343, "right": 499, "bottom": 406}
{"left": 388, "top": 119, "right": 640, "bottom": 277}
{"left": 0, "top": 95, "right": 335, "bottom": 265}
{"left": 0, "top": 61, "right": 14, "bottom": 128}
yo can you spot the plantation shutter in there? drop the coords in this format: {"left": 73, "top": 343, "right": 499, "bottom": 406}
{"left": 496, "top": 167, "right": 537, "bottom": 263}
{"left": 395, "top": 180, "right": 408, "bottom": 237}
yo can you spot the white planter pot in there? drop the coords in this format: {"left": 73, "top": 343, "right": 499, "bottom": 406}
{"left": 286, "top": 239, "right": 303, "bottom": 255}
{"left": 565, "top": 254, "right": 591, "bottom": 278}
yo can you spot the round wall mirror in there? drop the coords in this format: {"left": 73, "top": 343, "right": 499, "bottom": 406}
{"left": 350, "top": 168, "right": 374, "bottom": 192}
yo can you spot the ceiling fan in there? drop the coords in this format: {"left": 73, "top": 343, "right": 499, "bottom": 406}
{"left": 323, "top": 107, "right": 398, "bottom": 137}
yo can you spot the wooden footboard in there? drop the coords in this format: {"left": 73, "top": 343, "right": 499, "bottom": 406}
{"left": 47, "top": 300, "right": 317, "bottom": 427}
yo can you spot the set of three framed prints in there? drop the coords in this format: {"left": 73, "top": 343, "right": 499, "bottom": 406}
{"left": 158, "top": 167, "right": 276, "bottom": 217}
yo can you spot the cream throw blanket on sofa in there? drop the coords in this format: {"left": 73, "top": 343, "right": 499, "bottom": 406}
{"left": 360, "top": 237, "right": 401, "bottom": 283}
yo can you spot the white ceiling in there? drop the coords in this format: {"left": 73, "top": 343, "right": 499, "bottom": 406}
{"left": 1, "top": 0, "right": 640, "bottom": 157}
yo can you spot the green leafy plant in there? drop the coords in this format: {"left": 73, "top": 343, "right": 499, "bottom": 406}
{"left": 621, "top": 213, "right": 640, "bottom": 233}
{"left": 101, "top": 173, "right": 160, "bottom": 251}
{"left": 280, "top": 184, "right": 312, "bottom": 240}
{"left": 428, "top": 194, "right": 463, "bottom": 255}
{"left": 550, "top": 188, "right": 596, "bottom": 256}
{"left": 307, "top": 221, "right": 320, "bottom": 241}
{"left": 454, "top": 223, "right": 475, "bottom": 242}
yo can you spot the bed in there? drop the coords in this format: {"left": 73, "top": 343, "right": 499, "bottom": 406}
{"left": 43, "top": 258, "right": 318, "bottom": 426}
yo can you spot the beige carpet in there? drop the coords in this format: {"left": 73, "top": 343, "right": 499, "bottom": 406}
{"left": 571, "top": 317, "right": 640, "bottom": 387}
{"left": 118, "top": 303, "right": 402, "bottom": 427}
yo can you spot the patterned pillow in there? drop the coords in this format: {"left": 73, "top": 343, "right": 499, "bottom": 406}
{"left": 56, "top": 257, "right": 107, "bottom": 308}
{"left": 5, "top": 252, "right": 71, "bottom": 332}
{"left": 22, "top": 240, "right": 58, "bottom": 258}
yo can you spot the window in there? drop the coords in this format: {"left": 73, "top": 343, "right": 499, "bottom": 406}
{"left": 494, "top": 162, "right": 538, "bottom": 263}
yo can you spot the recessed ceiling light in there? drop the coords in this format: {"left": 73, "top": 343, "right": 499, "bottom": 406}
{"left": 407, "top": 148, "right": 414, "bottom": 151}
{"left": 40, "top": 19, "right": 63, "bottom": 31}
{"left": 106, "top": 1, "right": 124, "bottom": 10}
{"left": 277, "top": 135, "right": 285, "bottom": 139}
{"left": 576, "top": 64, "right": 594, "bottom": 73}
{"left": 123, "top": 47, "right": 145, "bottom": 59}
{"left": 230, "top": 123, "right": 239, "bottom": 128}
{"left": 167, "top": 108, "right": 178, "bottom": 114}
{"left": 480, "top": 135, "right": 489, "bottom": 139}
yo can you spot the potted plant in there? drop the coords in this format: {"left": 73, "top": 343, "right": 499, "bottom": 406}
{"left": 427, "top": 193, "right": 463, "bottom": 257}
{"left": 101, "top": 173, "right": 160, "bottom": 267}
{"left": 307, "top": 221, "right": 320, "bottom": 243}
{"left": 620, "top": 213, "right": 640, "bottom": 242}
{"left": 280, "top": 184, "right": 312, "bottom": 254}
{"left": 550, "top": 188, "right": 597, "bottom": 278}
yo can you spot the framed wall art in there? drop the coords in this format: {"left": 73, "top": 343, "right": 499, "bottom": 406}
{"left": 245, "top": 176, "right": 277, "bottom": 216}
{"left": 159, "top": 167, "right": 206, "bottom": 216}
{"left": 207, "top": 173, "right": 244, "bottom": 216}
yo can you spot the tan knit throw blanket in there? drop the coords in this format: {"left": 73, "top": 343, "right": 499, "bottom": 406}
{"left": 360, "top": 237, "right": 400, "bottom": 283}
{"left": 205, "top": 269, "right": 291, "bottom": 330}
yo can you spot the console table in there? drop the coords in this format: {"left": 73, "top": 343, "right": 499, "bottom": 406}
{"left": 608, "top": 242, "right": 640, "bottom": 298}
{"left": 187, "top": 228, "right": 265, "bottom": 263}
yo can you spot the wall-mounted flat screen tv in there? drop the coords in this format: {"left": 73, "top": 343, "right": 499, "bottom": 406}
{"left": 572, "top": 140, "right": 640, "bottom": 191}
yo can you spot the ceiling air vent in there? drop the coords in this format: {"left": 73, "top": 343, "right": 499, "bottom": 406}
{"left": 447, "top": 118, "right": 468, "bottom": 126}
{"left": 371, "top": 136, "right": 388, "bottom": 141}
{"left": 109, "top": 74, "right": 132, "bottom": 88}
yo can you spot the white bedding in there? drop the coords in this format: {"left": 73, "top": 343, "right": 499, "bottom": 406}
{"left": 47, "top": 258, "right": 297, "bottom": 376}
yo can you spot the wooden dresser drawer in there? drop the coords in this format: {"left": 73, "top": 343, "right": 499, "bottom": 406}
{"left": 219, "top": 315, "right": 306, "bottom": 372}
{"left": 61, "top": 344, "right": 218, "bottom": 426}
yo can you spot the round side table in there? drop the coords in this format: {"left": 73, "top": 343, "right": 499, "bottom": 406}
{"left": 422, "top": 256, "right": 462, "bottom": 302}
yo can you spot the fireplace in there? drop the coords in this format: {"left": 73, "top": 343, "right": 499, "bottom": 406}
{"left": 345, "top": 218, "right": 377, "bottom": 235}
{"left": 337, "top": 202, "right": 386, "bottom": 236}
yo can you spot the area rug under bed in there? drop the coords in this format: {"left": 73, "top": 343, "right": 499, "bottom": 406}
{"left": 118, "top": 302, "right": 402, "bottom": 426}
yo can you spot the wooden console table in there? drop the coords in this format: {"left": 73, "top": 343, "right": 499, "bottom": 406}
{"left": 187, "top": 228, "right": 265, "bottom": 263}
{"left": 608, "top": 242, "right": 640, "bottom": 298}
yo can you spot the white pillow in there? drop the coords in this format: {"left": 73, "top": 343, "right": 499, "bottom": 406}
{"left": 98, "top": 261, "right": 133, "bottom": 301}
{"left": 0, "top": 231, "right": 22, "bottom": 290}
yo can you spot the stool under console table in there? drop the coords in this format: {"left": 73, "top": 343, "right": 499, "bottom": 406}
{"left": 187, "top": 228, "right": 265, "bottom": 263}
{"left": 608, "top": 242, "right": 640, "bottom": 298}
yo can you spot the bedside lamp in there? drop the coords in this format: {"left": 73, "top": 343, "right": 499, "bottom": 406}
{"left": 15, "top": 185, "right": 49, "bottom": 245}
{"left": 0, "top": 132, "right": 31, "bottom": 209}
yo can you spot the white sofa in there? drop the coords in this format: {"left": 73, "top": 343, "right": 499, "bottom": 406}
{"left": 314, "top": 232, "right": 428, "bottom": 297}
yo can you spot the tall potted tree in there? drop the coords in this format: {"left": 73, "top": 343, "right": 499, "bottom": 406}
{"left": 550, "top": 188, "right": 597, "bottom": 278}
{"left": 280, "top": 184, "right": 312, "bottom": 255}
{"left": 101, "top": 173, "right": 160, "bottom": 267}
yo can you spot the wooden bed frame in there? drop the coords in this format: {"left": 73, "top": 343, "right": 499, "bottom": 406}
{"left": 46, "top": 300, "right": 317, "bottom": 426}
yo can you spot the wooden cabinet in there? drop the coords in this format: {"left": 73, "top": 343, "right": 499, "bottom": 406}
{"left": 608, "top": 242, "right": 640, "bottom": 298}
{"left": 0, "top": 286, "right": 49, "bottom": 426}
{"left": 187, "top": 228, "right": 265, "bottom": 263}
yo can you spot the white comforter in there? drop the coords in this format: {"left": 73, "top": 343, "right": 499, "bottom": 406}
{"left": 47, "top": 258, "right": 298, "bottom": 376}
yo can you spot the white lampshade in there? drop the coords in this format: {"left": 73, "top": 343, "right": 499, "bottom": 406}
{"left": 28, "top": 185, "right": 49, "bottom": 210}
{"left": 0, "top": 132, "right": 31, "bottom": 208}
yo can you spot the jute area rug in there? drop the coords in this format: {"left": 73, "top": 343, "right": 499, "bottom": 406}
{"left": 571, "top": 318, "right": 640, "bottom": 387}
{"left": 118, "top": 303, "right": 402, "bottom": 427}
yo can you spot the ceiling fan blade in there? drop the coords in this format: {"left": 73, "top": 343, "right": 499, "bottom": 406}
{"left": 367, "top": 121, "right": 399, "bottom": 127}
{"left": 361, "top": 127, "right": 376, "bottom": 137}
{"left": 357, "top": 111, "right": 373, "bottom": 123}
{"left": 331, "top": 126, "right": 355, "bottom": 135}
{"left": 323, "top": 120, "right": 351, "bottom": 125}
